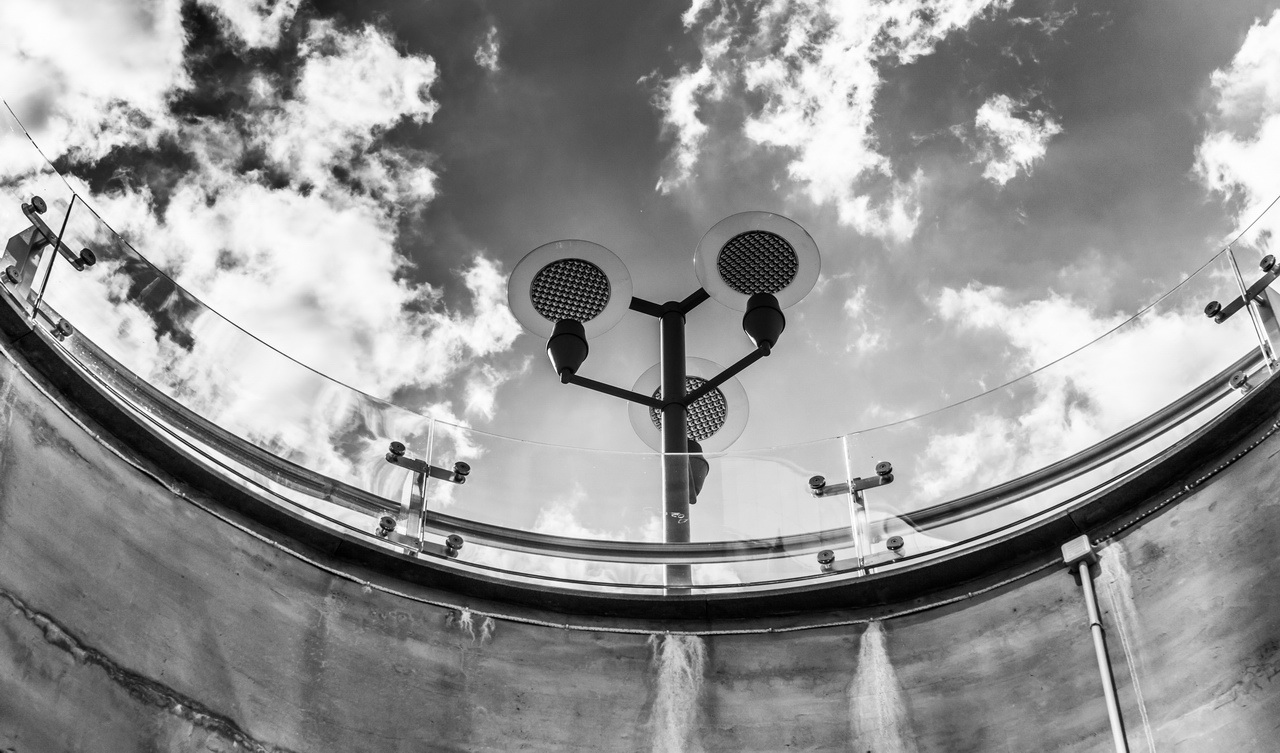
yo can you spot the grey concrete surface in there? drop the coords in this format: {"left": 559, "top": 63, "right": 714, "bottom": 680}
{"left": 1, "top": 344, "right": 1279, "bottom": 752}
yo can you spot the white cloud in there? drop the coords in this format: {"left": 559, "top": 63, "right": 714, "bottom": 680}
{"left": 1196, "top": 9, "right": 1280, "bottom": 242}
{"left": 655, "top": 0, "right": 1011, "bottom": 240}
{"left": 916, "top": 283, "right": 1251, "bottom": 503}
{"left": 0, "top": 9, "right": 523, "bottom": 495}
{"left": 842, "top": 284, "right": 884, "bottom": 353}
{"left": 0, "top": 0, "right": 188, "bottom": 157}
{"left": 474, "top": 26, "right": 501, "bottom": 72}
{"left": 973, "top": 94, "right": 1061, "bottom": 185}
{"left": 198, "top": 0, "right": 302, "bottom": 48}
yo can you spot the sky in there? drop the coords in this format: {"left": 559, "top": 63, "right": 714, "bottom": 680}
{"left": 2, "top": 0, "right": 1280, "bottom": 563}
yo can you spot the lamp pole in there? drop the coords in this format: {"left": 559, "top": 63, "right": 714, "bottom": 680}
{"left": 508, "top": 212, "right": 821, "bottom": 594}
{"left": 659, "top": 305, "right": 692, "bottom": 587}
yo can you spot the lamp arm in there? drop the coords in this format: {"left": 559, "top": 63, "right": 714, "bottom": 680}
{"left": 677, "top": 288, "right": 710, "bottom": 314}
{"left": 684, "top": 344, "right": 769, "bottom": 405}
{"left": 564, "top": 372, "right": 664, "bottom": 408}
{"left": 628, "top": 288, "right": 710, "bottom": 318}
{"left": 628, "top": 297, "right": 665, "bottom": 317}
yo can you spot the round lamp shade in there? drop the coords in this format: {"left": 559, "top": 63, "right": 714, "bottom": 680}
{"left": 628, "top": 358, "right": 749, "bottom": 452}
{"left": 508, "top": 240, "right": 634, "bottom": 338}
{"left": 693, "top": 212, "right": 820, "bottom": 311}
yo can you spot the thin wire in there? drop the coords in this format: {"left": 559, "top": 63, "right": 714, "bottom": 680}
{"left": 1225, "top": 193, "right": 1280, "bottom": 250}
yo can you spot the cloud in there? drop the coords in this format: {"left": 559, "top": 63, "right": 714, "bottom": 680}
{"left": 474, "top": 25, "right": 501, "bottom": 72}
{"left": 654, "top": 0, "right": 1012, "bottom": 240}
{"left": 198, "top": 0, "right": 303, "bottom": 48}
{"left": 842, "top": 284, "right": 884, "bottom": 353}
{"left": 914, "top": 282, "right": 1251, "bottom": 505}
{"left": 1, "top": 6, "right": 522, "bottom": 496}
{"left": 1196, "top": 9, "right": 1280, "bottom": 242}
{"left": 972, "top": 94, "right": 1061, "bottom": 185}
{"left": 0, "top": 0, "right": 187, "bottom": 156}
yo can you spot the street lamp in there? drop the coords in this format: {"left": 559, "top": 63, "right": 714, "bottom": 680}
{"left": 507, "top": 212, "right": 821, "bottom": 589}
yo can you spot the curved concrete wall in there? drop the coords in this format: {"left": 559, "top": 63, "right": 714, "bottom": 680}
{"left": 1, "top": 343, "right": 1279, "bottom": 752}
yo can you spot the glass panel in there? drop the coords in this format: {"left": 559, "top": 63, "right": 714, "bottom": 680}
{"left": 2, "top": 104, "right": 1270, "bottom": 593}
{"left": 851, "top": 251, "right": 1256, "bottom": 565}
{"left": 31, "top": 182, "right": 433, "bottom": 524}
{"left": 425, "top": 424, "right": 661, "bottom": 539}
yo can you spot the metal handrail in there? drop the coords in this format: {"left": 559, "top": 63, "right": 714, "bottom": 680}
{"left": 49, "top": 297, "right": 1258, "bottom": 565}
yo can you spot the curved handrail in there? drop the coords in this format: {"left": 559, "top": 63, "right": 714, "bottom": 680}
{"left": 51, "top": 298, "right": 1257, "bottom": 564}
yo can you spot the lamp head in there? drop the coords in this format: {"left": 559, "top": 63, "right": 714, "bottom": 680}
{"left": 546, "top": 319, "right": 589, "bottom": 380}
{"left": 742, "top": 292, "right": 785, "bottom": 350}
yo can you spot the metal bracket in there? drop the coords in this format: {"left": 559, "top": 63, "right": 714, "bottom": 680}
{"left": 810, "top": 462, "right": 899, "bottom": 574}
{"left": 808, "top": 461, "right": 894, "bottom": 498}
{"left": 4, "top": 196, "right": 96, "bottom": 312}
{"left": 375, "top": 514, "right": 464, "bottom": 558}
{"left": 384, "top": 441, "right": 471, "bottom": 484}
{"left": 1205, "top": 255, "right": 1279, "bottom": 323}
{"left": 377, "top": 443, "right": 470, "bottom": 551}
{"left": 816, "top": 534, "right": 906, "bottom": 573}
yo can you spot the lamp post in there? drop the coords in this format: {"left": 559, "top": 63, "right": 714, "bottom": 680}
{"left": 508, "top": 212, "right": 820, "bottom": 590}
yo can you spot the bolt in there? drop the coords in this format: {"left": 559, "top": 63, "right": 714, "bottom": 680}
{"left": 1204, "top": 301, "right": 1222, "bottom": 319}
{"left": 30, "top": 196, "right": 46, "bottom": 214}
{"left": 808, "top": 475, "right": 826, "bottom": 490}
{"left": 388, "top": 441, "right": 406, "bottom": 457}
{"left": 817, "top": 549, "right": 835, "bottom": 566}
{"left": 1262, "top": 255, "right": 1276, "bottom": 273}
{"left": 886, "top": 535, "right": 905, "bottom": 552}
{"left": 875, "top": 461, "right": 893, "bottom": 477}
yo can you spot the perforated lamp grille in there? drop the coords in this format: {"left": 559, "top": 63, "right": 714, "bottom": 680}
{"left": 716, "top": 231, "right": 798, "bottom": 295}
{"left": 649, "top": 377, "right": 728, "bottom": 442}
{"left": 530, "top": 258, "right": 611, "bottom": 322}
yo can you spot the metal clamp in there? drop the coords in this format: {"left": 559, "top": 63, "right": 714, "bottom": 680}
{"left": 807, "top": 461, "right": 893, "bottom": 498}
{"left": 375, "top": 514, "right": 464, "bottom": 559}
{"left": 816, "top": 533, "right": 907, "bottom": 573}
{"left": 384, "top": 441, "right": 471, "bottom": 484}
{"left": 1205, "top": 254, "right": 1280, "bottom": 324}
{"left": 5, "top": 196, "right": 97, "bottom": 312}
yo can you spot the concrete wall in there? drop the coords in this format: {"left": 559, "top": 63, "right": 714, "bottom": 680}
{"left": 1, "top": 343, "right": 1279, "bottom": 752}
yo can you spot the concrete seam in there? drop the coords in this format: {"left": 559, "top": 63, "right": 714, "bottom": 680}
{"left": 0, "top": 588, "right": 298, "bottom": 753}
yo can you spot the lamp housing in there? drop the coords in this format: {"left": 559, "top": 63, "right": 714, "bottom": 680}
{"left": 547, "top": 319, "right": 589, "bottom": 380}
{"left": 742, "top": 292, "right": 785, "bottom": 350}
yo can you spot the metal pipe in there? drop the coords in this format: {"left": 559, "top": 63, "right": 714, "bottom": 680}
{"left": 660, "top": 307, "right": 692, "bottom": 589}
{"left": 1227, "top": 248, "right": 1277, "bottom": 372}
{"left": 1078, "top": 562, "right": 1130, "bottom": 753}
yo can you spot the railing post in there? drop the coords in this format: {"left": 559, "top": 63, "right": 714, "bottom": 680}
{"left": 1226, "top": 248, "right": 1278, "bottom": 372}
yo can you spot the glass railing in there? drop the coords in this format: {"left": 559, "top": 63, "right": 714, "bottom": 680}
{"left": 1, "top": 105, "right": 1273, "bottom": 594}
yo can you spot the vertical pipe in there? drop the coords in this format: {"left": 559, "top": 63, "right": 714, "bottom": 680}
{"left": 1079, "top": 563, "right": 1130, "bottom": 753}
{"left": 1227, "top": 248, "right": 1277, "bottom": 372}
{"left": 660, "top": 308, "right": 691, "bottom": 589}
